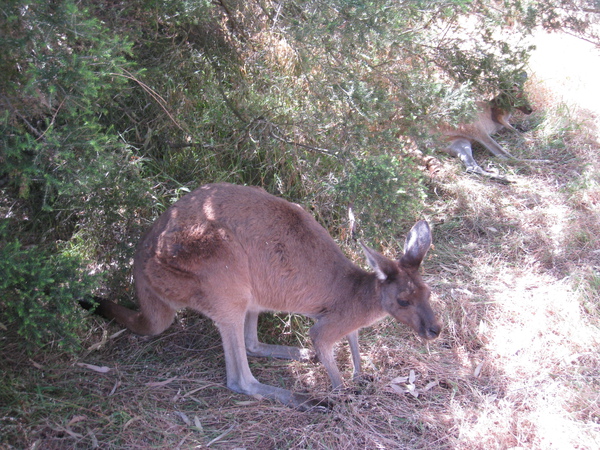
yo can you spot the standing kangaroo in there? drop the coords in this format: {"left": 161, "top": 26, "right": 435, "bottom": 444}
{"left": 442, "top": 87, "right": 533, "bottom": 180}
{"left": 91, "top": 183, "right": 441, "bottom": 409}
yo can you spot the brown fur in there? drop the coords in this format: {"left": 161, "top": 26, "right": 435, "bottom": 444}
{"left": 93, "top": 183, "right": 441, "bottom": 410}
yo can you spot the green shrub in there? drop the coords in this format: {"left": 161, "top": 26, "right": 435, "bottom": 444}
{"left": 335, "top": 154, "right": 426, "bottom": 243}
{"left": 0, "top": 223, "right": 98, "bottom": 352}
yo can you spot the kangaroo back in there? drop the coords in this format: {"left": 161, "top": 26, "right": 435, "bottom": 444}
{"left": 92, "top": 183, "right": 440, "bottom": 409}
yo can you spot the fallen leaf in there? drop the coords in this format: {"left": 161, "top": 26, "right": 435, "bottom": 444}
{"left": 30, "top": 359, "right": 44, "bottom": 370}
{"left": 110, "top": 329, "right": 127, "bottom": 339}
{"left": 175, "top": 411, "right": 191, "bottom": 426}
{"left": 474, "top": 362, "right": 484, "bottom": 377}
{"left": 389, "top": 376, "right": 409, "bottom": 384}
{"left": 424, "top": 381, "right": 439, "bottom": 391}
{"left": 123, "top": 417, "right": 141, "bottom": 430}
{"left": 62, "top": 428, "right": 83, "bottom": 439}
{"left": 406, "top": 383, "right": 419, "bottom": 398}
{"left": 206, "top": 425, "right": 235, "bottom": 447}
{"left": 76, "top": 363, "right": 111, "bottom": 373}
{"left": 146, "top": 376, "right": 178, "bottom": 387}
{"left": 87, "top": 330, "right": 108, "bottom": 351}
{"left": 389, "top": 384, "right": 407, "bottom": 395}
{"left": 86, "top": 341, "right": 104, "bottom": 352}
{"left": 67, "top": 415, "right": 87, "bottom": 427}
{"left": 108, "top": 380, "right": 120, "bottom": 396}
{"left": 194, "top": 415, "right": 203, "bottom": 431}
{"left": 409, "top": 369, "right": 416, "bottom": 383}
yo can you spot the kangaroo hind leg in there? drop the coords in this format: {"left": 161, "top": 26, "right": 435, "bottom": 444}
{"left": 244, "top": 310, "right": 314, "bottom": 361}
{"left": 445, "top": 138, "right": 485, "bottom": 174}
{"left": 347, "top": 330, "right": 362, "bottom": 381}
{"left": 219, "top": 316, "right": 328, "bottom": 410}
{"left": 475, "top": 134, "right": 515, "bottom": 159}
{"left": 444, "top": 138, "right": 512, "bottom": 182}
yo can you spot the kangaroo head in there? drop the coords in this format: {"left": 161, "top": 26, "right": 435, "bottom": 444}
{"left": 361, "top": 220, "right": 441, "bottom": 340}
{"left": 514, "top": 90, "right": 533, "bottom": 115}
{"left": 509, "top": 79, "right": 533, "bottom": 115}
{"left": 492, "top": 83, "right": 533, "bottom": 116}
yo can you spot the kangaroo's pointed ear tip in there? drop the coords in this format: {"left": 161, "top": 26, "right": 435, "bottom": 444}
{"left": 402, "top": 220, "right": 433, "bottom": 267}
{"left": 413, "top": 219, "right": 432, "bottom": 234}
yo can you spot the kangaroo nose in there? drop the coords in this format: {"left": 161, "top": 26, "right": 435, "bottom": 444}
{"left": 427, "top": 324, "right": 442, "bottom": 340}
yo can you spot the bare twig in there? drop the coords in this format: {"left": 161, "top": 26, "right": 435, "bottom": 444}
{"left": 1, "top": 95, "right": 43, "bottom": 139}
{"left": 109, "top": 70, "right": 185, "bottom": 132}
{"left": 269, "top": 130, "right": 338, "bottom": 157}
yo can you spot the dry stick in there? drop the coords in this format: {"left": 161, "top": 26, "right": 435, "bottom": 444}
{"left": 36, "top": 98, "right": 66, "bottom": 141}
{"left": 201, "top": 52, "right": 247, "bottom": 124}
{"left": 269, "top": 130, "right": 338, "bottom": 157}
{"left": 1, "top": 95, "right": 43, "bottom": 138}
{"left": 109, "top": 70, "right": 185, "bottom": 132}
{"left": 2, "top": 94, "right": 64, "bottom": 141}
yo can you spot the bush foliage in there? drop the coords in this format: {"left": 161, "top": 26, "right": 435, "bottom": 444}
{"left": 336, "top": 153, "right": 426, "bottom": 242}
{"left": 1, "top": 0, "right": 597, "bottom": 350}
{"left": 0, "top": 224, "right": 98, "bottom": 352}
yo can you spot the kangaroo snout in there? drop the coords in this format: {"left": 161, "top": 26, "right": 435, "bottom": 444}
{"left": 422, "top": 319, "right": 442, "bottom": 340}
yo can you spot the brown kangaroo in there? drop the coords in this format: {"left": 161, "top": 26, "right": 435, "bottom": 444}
{"left": 91, "top": 183, "right": 441, "bottom": 410}
{"left": 442, "top": 87, "right": 534, "bottom": 181}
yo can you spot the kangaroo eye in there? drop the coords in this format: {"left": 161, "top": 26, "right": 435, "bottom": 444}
{"left": 397, "top": 299, "right": 410, "bottom": 308}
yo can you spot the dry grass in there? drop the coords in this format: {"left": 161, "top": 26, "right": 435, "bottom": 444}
{"left": 2, "top": 31, "right": 600, "bottom": 449}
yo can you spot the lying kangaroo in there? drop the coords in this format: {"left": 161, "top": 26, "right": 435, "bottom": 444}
{"left": 442, "top": 88, "right": 533, "bottom": 181}
{"left": 89, "top": 183, "right": 441, "bottom": 410}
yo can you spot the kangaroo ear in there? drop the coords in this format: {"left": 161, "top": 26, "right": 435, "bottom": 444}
{"left": 360, "top": 240, "right": 398, "bottom": 281}
{"left": 400, "top": 220, "right": 432, "bottom": 268}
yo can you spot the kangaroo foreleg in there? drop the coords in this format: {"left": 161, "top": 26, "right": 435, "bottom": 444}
{"left": 310, "top": 319, "right": 350, "bottom": 390}
{"left": 474, "top": 134, "right": 515, "bottom": 159}
{"left": 496, "top": 116, "right": 523, "bottom": 136}
{"left": 477, "top": 133, "right": 552, "bottom": 164}
{"left": 347, "top": 330, "right": 362, "bottom": 381}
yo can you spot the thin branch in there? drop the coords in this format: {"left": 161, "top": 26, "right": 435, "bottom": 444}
{"left": 36, "top": 98, "right": 66, "bottom": 141}
{"left": 269, "top": 130, "right": 338, "bottom": 157}
{"left": 164, "top": 142, "right": 227, "bottom": 151}
{"left": 214, "top": 79, "right": 247, "bottom": 123}
{"left": 1, "top": 95, "right": 43, "bottom": 139}
{"left": 108, "top": 70, "right": 185, "bottom": 132}
{"left": 215, "top": 0, "right": 250, "bottom": 42}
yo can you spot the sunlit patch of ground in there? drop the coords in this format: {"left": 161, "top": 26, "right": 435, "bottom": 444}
{"left": 419, "top": 28, "right": 600, "bottom": 448}
{"left": 447, "top": 266, "right": 600, "bottom": 448}
{"left": 528, "top": 31, "right": 600, "bottom": 129}
{"left": 445, "top": 30, "right": 600, "bottom": 449}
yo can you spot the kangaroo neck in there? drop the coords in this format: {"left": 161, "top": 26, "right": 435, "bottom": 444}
{"left": 335, "top": 267, "right": 387, "bottom": 325}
